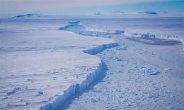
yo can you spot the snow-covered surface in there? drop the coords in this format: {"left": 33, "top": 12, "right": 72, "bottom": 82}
{"left": 0, "top": 15, "right": 184, "bottom": 110}
{"left": 60, "top": 32, "right": 184, "bottom": 110}
{"left": 0, "top": 19, "right": 117, "bottom": 110}
{"left": 56, "top": 17, "right": 184, "bottom": 110}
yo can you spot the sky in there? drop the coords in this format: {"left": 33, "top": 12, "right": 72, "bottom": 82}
{"left": 0, "top": 0, "right": 184, "bottom": 15}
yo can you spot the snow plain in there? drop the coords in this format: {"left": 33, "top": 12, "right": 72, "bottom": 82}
{"left": 0, "top": 14, "right": 184, "bottom": 110}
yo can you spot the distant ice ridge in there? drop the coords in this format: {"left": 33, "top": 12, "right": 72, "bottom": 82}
{"left": 124, "top": 32, "right": 184, "bottom": 50}
{"left": 40, "top": 42, "right": 118, "bottom": 110}
{"left": 59, "top": 20, "right": 184, "bottom": 45}
{"left": 59, "top": 21, "right": 111, "bottom": 38}
{"left": 59, "top": 21, "right": 184, "bottom": 50}
{"left": 85, "top": 27, "right": 109, "bottom": 33}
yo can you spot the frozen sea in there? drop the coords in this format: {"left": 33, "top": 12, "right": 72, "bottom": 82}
{"left": 0, "top": 15, "right": 184, "bottom": 110}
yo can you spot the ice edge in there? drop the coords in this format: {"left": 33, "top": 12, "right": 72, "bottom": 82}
{"left": 39, "top": 42, "right": 118, "bottom": 110}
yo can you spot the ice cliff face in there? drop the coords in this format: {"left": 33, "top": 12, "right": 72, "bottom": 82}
{"left": 40, "top": 42, "right": 118, "bottom": 110}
